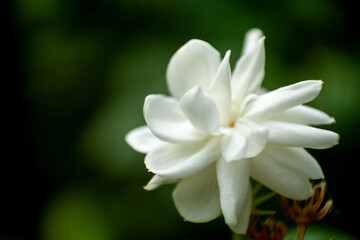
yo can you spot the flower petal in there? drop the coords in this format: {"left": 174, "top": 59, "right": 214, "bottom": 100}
{"left": 228, "top": 183, "right": 252, "bottom": 234}
{"left": 265, "top": 145, "right": 324, "bottom": 179}
{"left": 179, "top": 86, "right": 221, "bottom": 135}
{"left": 221, "top": 120, "right": 269, "bottom": 162}
{"left": 145, "top": 137, "right": 221, "bottom": 178}
{"left": 143, "top": 175, "right": 179, "bottom": 191}
{"left": 264, "top": 120, "right": 339, "bottom": 149}
{"left": 243, "top": 80, "right": 323, "bottom": 121}
{"left": 250, "top": 149, "right": 313, "bottom": 200}
{"left": 125, "top": 126, "right": 164, "bottom": 154}
{"left": 172, "top": 163, "right": 221, "bottom": 223}
{"left": 242, "top": 28, "right": 264, "bottom": 55}
{"left": 207, "top": 50, "right": 232, "bottom": 125}
{"left": 231, "top": 36, "right": 265, "bottom": 106}
{"left": 217, "top": 158, "right": 250, "bottom": 227}
{"left": 270, "top": 105, "right": 335, "bottom": 125}
{"left": 144, "top": 94, "right": 206, "bottom": 143}
{"left": 166, "top": 39, "right": 221, "bottom": 99}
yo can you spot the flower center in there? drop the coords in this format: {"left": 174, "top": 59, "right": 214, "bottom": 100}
{"left": 228, "top": 94, "right": 258, "bottom": 128}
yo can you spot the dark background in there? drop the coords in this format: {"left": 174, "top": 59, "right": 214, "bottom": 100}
{"left": 4, "top": 0, "right": 359, "bottom": 239}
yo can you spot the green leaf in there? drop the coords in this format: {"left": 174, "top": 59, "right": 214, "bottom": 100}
{"left": 255, "top": 209, "right": 277, "bottom": 216}
{"left": 253, "top": 192, "right": 276, "bottom": 206}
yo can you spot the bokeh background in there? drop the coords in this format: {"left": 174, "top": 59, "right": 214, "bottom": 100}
{"left": 5, "top": 0, "right": 360, "bottom": 239}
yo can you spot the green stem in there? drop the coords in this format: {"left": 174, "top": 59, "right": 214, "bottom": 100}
{"left": 232, "top": 232, "right": 247, "bottom": 240}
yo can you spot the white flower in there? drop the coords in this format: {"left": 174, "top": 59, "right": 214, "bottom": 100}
{"left": 125, "top": 29, "right": 339, "bottom": 234}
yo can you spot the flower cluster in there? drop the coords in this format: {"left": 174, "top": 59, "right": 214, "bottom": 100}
{"left": 126, "top": 29, "right": 339, "bottom": 233}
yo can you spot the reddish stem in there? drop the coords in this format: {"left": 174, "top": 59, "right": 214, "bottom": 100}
{"left": 297, "top": 224, "right": 307, "bottom": 240}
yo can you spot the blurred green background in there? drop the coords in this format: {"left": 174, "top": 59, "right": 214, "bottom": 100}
{"left": 5, "top": 0, "right": 359, "bottom": 239}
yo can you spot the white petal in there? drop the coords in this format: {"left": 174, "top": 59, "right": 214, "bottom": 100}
{"left": 172, "top": 163, "right": 221, "bottom": 223}
{"left": 231, "top": 37, "right": 265, "bottom": 105}
{"left": 143, "top": 175, "right": 179, "bottom": 191}
{"left": 242, "top": 28, "right": 264, "bottom": 55}
{"left": 217, "top": 158, "right": 250, "bottom": 226}
{"left": 221, "top": 120, "right": 269, "bottom": 162}
{"left": 264, "top": 120, "right": 339, "bottom": 149}
{"left": 228, "top": 183, "right": 252, "bottom": 234}
{"left": 144, "top": 94, "right": 206, "bottom": 143}
{"left": 179, "top": 86, "right": 221, "bottom": 135}
{"left": 166, "top": 39, "right": 221, "bottom": 99}
{"left": 250, "top": 150, "right": 313, "bottom": 200}
{"left": 145, "top": 137, "right": 221, "bottom": 178}
{"left": 207, "top": 50, "right": 232, "bottom": 125}
{"left": 265, "top": 145, "right": 324, "bottom": 179}
{"left": 270, "top": 105, "right": 335, "bottom": 125}
{"left": 243, "top": 80, "right": 323, "bottom": 121}
{"left": 125, "top": 126, "right": 164, "bottom": 154}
